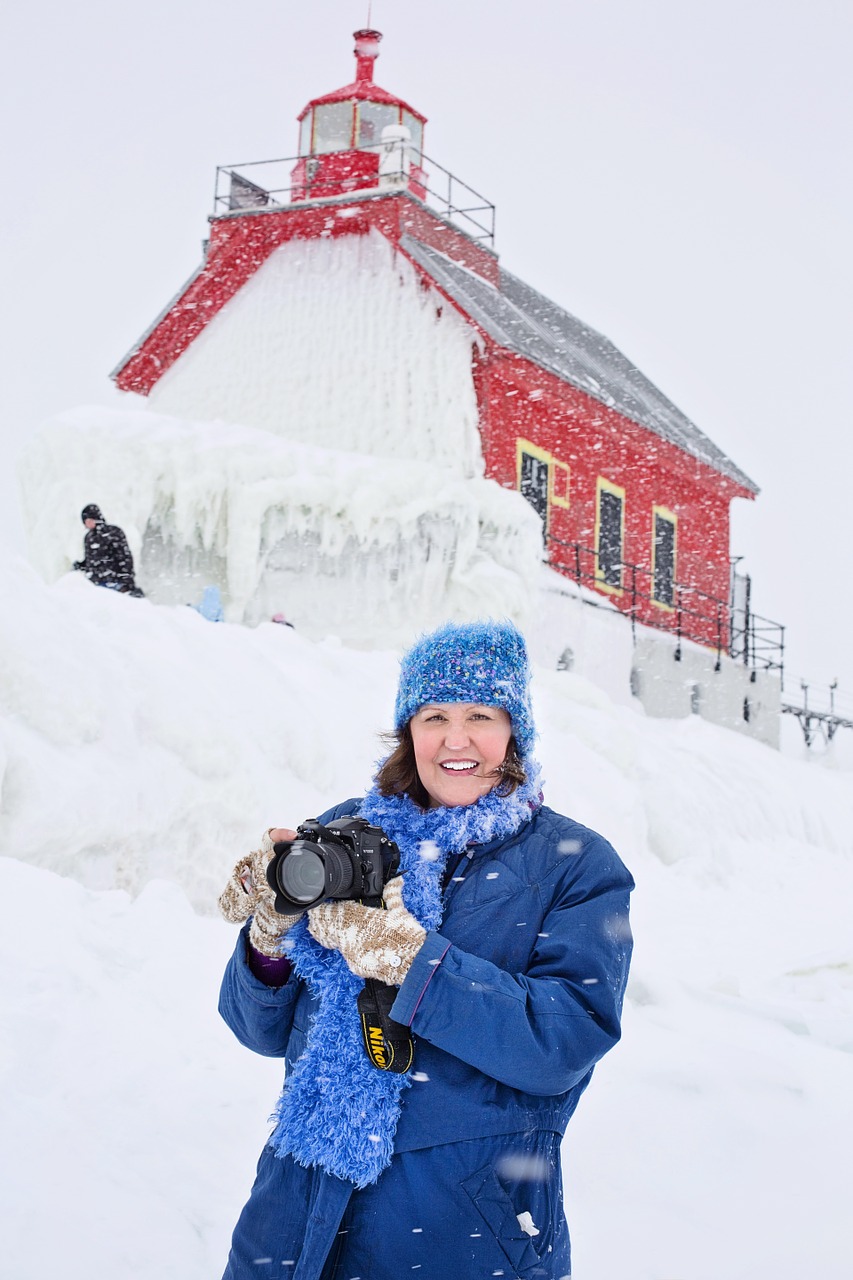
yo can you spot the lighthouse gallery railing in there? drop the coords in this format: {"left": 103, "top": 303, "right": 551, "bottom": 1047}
{"left": 212, "top": 145, "right": 496, "bottom": 247}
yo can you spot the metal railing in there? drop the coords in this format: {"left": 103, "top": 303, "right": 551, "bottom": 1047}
{"left": 547, "top": 536, "right": 785, "bottom": 676}
{"left": 781, "top": 678, "right": 853, "bottom": 746}
{"left": 212, "top": 145, "right": 496, "bottom": 246}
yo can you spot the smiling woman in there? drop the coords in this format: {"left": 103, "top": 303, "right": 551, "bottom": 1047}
{"left": 216, "top": 619, "right": 635, "bottom": 1280}
{"left": 409, "top": 701, "right": 512, "bottom": 807}
{"left": 369, "top": 703, "right": 527, "bottom": 812}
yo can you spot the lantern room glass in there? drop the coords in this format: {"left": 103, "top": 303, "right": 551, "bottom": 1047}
{"left": 358, "top": 101, "right": 400, "bottom": 147}
{"left": 401, "top": 111, "right": 424, "bottom": 161}
{"left": 298, "top": 111, "right": 313, "bottom": 156}
{"left": 313, "top": 102, "right": 355, "bottom": 153}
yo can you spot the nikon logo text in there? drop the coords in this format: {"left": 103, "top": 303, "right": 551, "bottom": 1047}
{"left": 369, "top": 1025, "right": 387, "bottom": 1069}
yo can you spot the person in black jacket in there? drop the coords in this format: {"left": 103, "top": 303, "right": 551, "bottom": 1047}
{"left": 73, "top": 504, "right": 144, "bottom": 597}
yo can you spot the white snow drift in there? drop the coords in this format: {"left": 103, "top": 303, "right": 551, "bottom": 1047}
{"left": 1, "top": 552, "right": 852, "bottom": 1279}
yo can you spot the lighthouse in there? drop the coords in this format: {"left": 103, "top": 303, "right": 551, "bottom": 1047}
{"left": 105, "top": 27, "right": 783, "bottom": 742}
{"left": 289, "top": 28, "right": 427, "bottom": 203}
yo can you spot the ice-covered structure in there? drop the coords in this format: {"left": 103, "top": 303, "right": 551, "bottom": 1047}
{"left": 21, "top": 405, "right": 541, "bottom": 645}
{"left": 20, "top": 26, "right": 784, "bottom": 743}
{"left": 147, "top": 231, "right": 484, "bottom": 476}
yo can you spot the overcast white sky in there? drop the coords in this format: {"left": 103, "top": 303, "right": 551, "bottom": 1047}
{"left": 2, "top": 0, "right": 851, "bottom": 697}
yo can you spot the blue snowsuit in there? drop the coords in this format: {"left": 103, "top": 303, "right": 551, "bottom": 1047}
{"left": 219, "top": 799, "right": 634, "bottom": 1280}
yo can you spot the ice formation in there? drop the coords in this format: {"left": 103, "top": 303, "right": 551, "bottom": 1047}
{"left": 147, "top": 229, "right": 484, "bottom": 477}
{"left": 19, "top": 404, "right": 543, "bottom": 640}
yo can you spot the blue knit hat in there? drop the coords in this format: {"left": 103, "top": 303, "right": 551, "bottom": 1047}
{"left": 394, "top": 620, "right": 536, "bottom": 757}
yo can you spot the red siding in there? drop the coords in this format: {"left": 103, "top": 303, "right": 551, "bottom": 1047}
{"left": 474, "top": 348, "right": 752, "bottom": 649}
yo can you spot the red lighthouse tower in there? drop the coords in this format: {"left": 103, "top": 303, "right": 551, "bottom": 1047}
{"left": 290, "top": 28, "right": 427, "bottom": 202}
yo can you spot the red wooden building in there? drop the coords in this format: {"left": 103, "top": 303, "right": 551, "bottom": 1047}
{"left": 113, "top": 28, "right": 760, "bottom": 660}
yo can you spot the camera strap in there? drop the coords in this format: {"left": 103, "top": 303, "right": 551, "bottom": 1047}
{"left": 357, "top": 979, "right": 415, "bottom": 1074}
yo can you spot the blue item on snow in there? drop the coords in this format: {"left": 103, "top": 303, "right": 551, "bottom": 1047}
{"left": 393, "top": 620, "right": 536, "bottom": 758}
{"left": 193, "top": 585, "right": 224, "bottom": 622}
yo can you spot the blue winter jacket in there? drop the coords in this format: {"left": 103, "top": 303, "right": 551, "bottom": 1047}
{"left": 219, "top": 798, "right": 634, "bottom": 1279}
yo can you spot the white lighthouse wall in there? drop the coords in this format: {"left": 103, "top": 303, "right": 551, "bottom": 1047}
{"left": 148, "top": 229, "right": 484, "bottom": 478}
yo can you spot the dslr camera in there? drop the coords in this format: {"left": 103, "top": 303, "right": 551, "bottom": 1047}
{"left": 267, "top": 816, "right": 401, "bottom": 913}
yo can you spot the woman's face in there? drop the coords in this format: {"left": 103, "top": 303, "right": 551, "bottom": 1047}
{"left": 409, "top": 702, "right": 513, "bottom": 808}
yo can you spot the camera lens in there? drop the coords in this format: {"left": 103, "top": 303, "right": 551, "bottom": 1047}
{"left": 321, "top": 842, "right": 356, "bottom": 899}
{"left": 271, "top": 832, "right": 360, "bottom": 910}
{"left": 279, "top": 846, "right": 327, "bottom": 905}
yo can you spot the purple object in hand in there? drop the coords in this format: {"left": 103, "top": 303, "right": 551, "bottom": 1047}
{"left": 247, "top": 943, "right": 292, "bottom": 986}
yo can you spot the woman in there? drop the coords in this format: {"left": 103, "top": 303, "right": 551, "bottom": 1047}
{"left": 218, "top": 620, "right": 634, "bottom": 1280}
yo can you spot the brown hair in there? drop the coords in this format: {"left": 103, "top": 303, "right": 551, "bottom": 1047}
{"left": 375, "top": 721, "right": 527, "bottom": 808}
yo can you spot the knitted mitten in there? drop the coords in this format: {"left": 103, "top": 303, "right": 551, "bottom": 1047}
{"left": 307, "top": 876, "right": 426, "bottom": 985}
{"left": 219, "top": 831, "right": 303, "bottom": 957}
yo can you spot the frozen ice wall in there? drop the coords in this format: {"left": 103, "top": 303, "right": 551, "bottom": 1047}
{"left": 147, "top": 230, "right": 484, "bottom": 477}
{"left": 20, "top": 406, "right": 544, "bottom": 640}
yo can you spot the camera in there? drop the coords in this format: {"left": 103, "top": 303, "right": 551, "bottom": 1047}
{"left": 266, "top": 816, "right": 401, "bottom": 914}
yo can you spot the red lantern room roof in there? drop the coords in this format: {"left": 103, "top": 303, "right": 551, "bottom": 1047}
{"left": 297, "top": 29, "right": 426, "bottom": 124}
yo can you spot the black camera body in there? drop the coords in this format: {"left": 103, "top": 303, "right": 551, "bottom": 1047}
{"left": 267, "top": 816, "right": 401, "bottom": 914}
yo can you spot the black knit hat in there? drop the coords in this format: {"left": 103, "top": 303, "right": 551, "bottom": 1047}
{"left": 81, "top": 504, "right": 103, "bottom": 523}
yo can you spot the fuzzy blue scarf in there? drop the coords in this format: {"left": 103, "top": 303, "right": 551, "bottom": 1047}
{"left": 268, "top": 766, "right": 542, "bottom": 1187}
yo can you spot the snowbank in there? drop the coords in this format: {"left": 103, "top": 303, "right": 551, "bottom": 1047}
{"left": 0, "top": 555, "right": 398, "bottom": 908}
{"left": 2, "top": 556, "right": 852, "bottom": 1278}
{"left": 0, "top": 859, "right": 263, "bottom": 1280}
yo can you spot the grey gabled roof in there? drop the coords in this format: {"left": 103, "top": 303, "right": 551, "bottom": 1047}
{"left": 401, "top": 235, "right": 758, "bottom": 493}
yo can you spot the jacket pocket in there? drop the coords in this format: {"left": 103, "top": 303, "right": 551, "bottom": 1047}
{"left": 284, "top": 1024, "right": 306, "bottom": 1074}
{"left": 461, "top": 1162, "right": 542, "bottom": 1277}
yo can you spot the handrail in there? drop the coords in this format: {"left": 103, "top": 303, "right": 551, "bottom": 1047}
{"left": 212, "top": 145, "right": 496, "bottom": 246}
{"left": 547, "top": 535, "right": 785, "bottom": 676}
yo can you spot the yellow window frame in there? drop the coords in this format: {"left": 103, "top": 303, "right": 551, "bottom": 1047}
{"left": 595, "top": 476, "right": 626, "bottom": 594}
{"left": 651, "top": 505, "right": 678, "bottom": 612}
{"left": 515, "top": 438, "right": 571, "bottom": 518}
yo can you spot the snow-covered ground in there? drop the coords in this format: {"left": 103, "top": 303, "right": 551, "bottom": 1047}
{"left": 2, "top": 552, "right": 852, "bottom": 1279}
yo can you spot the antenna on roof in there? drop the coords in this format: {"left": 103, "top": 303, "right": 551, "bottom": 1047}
{"left": 367, "top": 1, "right": 373, "bottom": 25}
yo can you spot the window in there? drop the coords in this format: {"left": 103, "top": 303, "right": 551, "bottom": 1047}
{"left": 402, "top": 111, "right": 424, "bottom": 161}
{"left": 313, "top": 102, "right": 355, "bottom": 153}
{"left": 358, "top": 101, "right": 400, "bottom": 146}
{"left": 520, "top": 450, "right": 549, "bottom": 528}
{"left": 596, "top": 478, "right": 625, "bottom": 591}
{"left": 652, "top": 507, "right": 677, "bottom": 607}
{"left": 516, "top": 438, "right": 570, "bottom": 537}
{"left": 298, "top": 110, "right": 313, "bottom": 156}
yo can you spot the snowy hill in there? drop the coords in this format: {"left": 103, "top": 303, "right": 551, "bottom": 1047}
{"left": 2, "top": 553, "right": 852, "bottom": 1279}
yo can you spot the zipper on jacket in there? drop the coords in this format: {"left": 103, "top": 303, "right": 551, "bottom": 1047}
{"left": 441, "top": 848, "right": 475, "bottom": 900}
